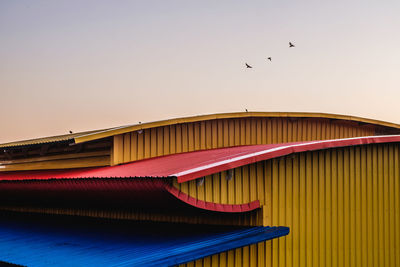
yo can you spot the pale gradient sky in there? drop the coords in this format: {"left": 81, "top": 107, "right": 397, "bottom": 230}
{"left": 1, "top": 1, "right": 400, "bottom": 143}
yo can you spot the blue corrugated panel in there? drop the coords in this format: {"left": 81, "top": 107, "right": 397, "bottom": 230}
{"left": 0, "top": 215, "right": 289, "bottom": 267}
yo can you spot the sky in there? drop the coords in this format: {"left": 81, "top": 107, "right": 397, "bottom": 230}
{"left": 1, "top": 1, "right": 400, "bottom": 143}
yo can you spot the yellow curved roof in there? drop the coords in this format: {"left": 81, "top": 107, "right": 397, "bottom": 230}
{"left": 2, "top": 112, "right": 400, "bottom": 148}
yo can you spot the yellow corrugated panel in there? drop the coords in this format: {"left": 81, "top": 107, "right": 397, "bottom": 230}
{"left": 395, "top": 145, "right": 400, "bottom": 267}
{"left": 0, "top": 154, "right": 110, "bottom": 171}
{"left": 306, "top": 152, "right": 313, "bottom": 267}
{"left": 70, "top": 111, "right": 400, "bottom": 145}
{"left": 110, "top": 117, "right": 380, "bottom": 166}
{"left": 1, "top": 112, "right": 395, "bottom": 150}
{"left": 111, "top": 135, "right": 124, "bottom": 165}
{"left": 180, "top": 142, "right": 400, "bottom": 267}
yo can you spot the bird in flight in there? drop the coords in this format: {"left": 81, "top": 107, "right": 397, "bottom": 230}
{"left": 267, "top": 57, "right": 272, "bottom": 61}
{"left": 289, "top": 42, "right": 295, "bottom": 47}
{"left": 245, "top": 63, "right": 252, "bottom": 68}
{"left": 245, "top": 109, "right": 248, "bottom": 112}
{"left": 69, "top": 131, "right": 73, "bottom": 134}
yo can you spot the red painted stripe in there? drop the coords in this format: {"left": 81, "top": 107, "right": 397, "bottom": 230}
{"left": 164, "top": 184, "right": 260, "bottom": 213}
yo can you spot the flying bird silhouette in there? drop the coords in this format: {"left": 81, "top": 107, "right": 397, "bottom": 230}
{"left": 245, "top": 109, "right": 248, "bottom": 112}
{"left": 289, "top": 42, "right": 295, "bottom": 47}
{"left": 267, "top": 57, "right": 272, "bottom": 61}
{"left": 69, "top": 131, "right": 73, "bottom": 134}
{"left": 245, "top": 63, "right": 252, "bottom": 68}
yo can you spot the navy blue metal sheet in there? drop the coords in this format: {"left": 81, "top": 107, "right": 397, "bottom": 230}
{"left": 0, "top": 214, "right": 289, "bottom": 267}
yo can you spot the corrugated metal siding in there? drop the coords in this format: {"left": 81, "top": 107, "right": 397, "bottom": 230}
{"left": 0, "top": 151, "right": 110, "bottom": 172}
{"left": 0, "top": 131, "right": 103, "bottom": 149}
{"left": 179, "top": 143, "right": 400, "bottom": 266}
{"left": 73, "top": 112, "right": 400, "bottom": 145}
{"left": 1, "top": 113, "right": 394, "bottom": 170}
{"left": 112, "top": 117, "right": 377, "bottom": 165}
{"left": 0, "top": 139, "right": 112, "bottom": 172}
{"left": 173, "top": 165, "right": 265, "bottom": 207}
{"left": 2, "top": 111, "right": 398, "bottom": 156}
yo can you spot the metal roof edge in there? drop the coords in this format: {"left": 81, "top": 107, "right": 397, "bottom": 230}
{"left": 2, "top": 111, "right": 400, "bottom": 149}
{"left": 72, "top": 111, "right": 400, "bottom": 144}
{"left": 165, "top": 184, "right": 260, "bottom": 213}
{"left": 0, "top": 220, "right": 289, "bottom": 267}
{"left": 139, "top": 226, "right": 290, "bottom": 266}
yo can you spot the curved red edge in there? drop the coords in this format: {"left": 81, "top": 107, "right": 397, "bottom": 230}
{"left": 176, "top": 135, "right": 400, "bottom": 183}
{"left": 165, "top": 184, "right": 260, "bottom": 213}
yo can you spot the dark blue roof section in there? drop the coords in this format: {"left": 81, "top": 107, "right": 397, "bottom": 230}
{"left": 0, "top": 213, "right": 289, "bottom": 267}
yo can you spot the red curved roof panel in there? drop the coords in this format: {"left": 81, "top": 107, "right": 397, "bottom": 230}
{"left": 1, "top": 135, "right": 399, "bottom": 214}
{"left": 1, "top": 135, "right": 400, "bottom": 183}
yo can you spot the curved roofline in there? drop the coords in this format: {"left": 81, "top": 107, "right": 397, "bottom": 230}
{"left": 73, "top": 111, "right": 400, "bottom": 144}
{"left": 2, "top": 111, "right": 400, "bottom": 148}
{"left": 4, "top": 135, "right": 399, "bottom": 183}
{"left": 165, "top": 184, "right": 260, "bottom": 212}
{"left": 2, "top": 135, "right": 400, "bottom": 212}
{"left": 174, "top": 135, "right": 400, "bottom": 182}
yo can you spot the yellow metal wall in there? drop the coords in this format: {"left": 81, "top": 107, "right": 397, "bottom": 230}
{"left": 173, "top": 164, "right": 266, "bottom": 208}
{"left": 179, "top": 143, "right": 400, "bottom": 267}
{"left": 0, "top": 139, "right": 112, "bottom": 172}
{"left": 112, "top": 117, "right": 376, "bottom": 165}
{"left": 0, "top": 151, "right": 110, "bottom": 171}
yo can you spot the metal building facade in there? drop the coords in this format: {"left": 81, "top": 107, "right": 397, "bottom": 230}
{"left": 111, "top": 114, "right": 382, "bottom": 165}
{"left": 175, "top": 143, "right": 400, "bottom": 267}
{"left": 1, "top": 112, "right": 400, "bottom": 266}
{"left": 2, "top": 112, "right": 399, "bottom": 171}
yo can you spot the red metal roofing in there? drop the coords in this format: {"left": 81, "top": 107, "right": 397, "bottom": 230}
{"left": 2, "top": 135, "right": 400, "bottom": 214}
{"left": 2, "top": 135, "right": 400, "bottom": 183}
